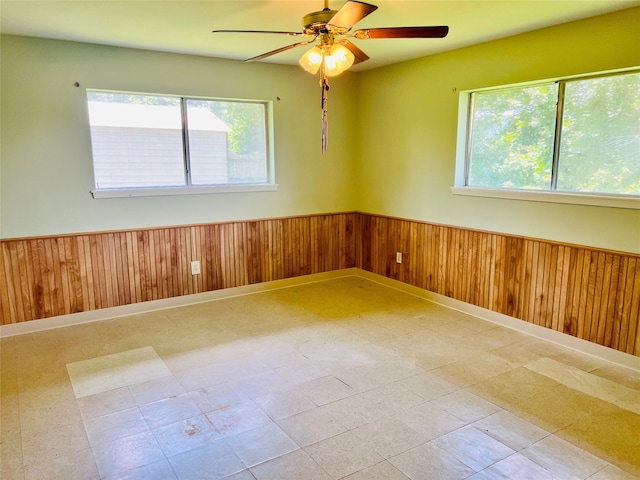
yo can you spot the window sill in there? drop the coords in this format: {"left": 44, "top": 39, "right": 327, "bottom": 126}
{"left": 91, "top": 183, "right": 279, "bottom": 199}
{"left": 450, "top": 186, "right": 639, "bottom": 210}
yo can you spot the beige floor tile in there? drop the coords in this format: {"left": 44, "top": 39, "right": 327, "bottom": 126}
{"left": 344, "top": 320, "right": 403, "bottom": 343}
{"left": 419, "top": 317, "right": 479, "bottom": 339}
{"left": 174, "top": 362, "right": 240, "bottom": 392}
{"left": 103, "top": 458, "right": 178, "bottom": 480}
{"left": 361, "top": 383, "right": 425, "bottom": 417}
{"left": 472, "top": 409, "right": 550, "bottom": 451}
{"left": 429, "top": 389, "right": 501, "bottom": 423}
{"left": 319, "top": 393, "right": 385, "bottom": 430}
{"left": 431, "top": 425, "right": 515, "bottom": 472}
{"left": 413, "top": 341, "right": 480, "bottom": 371}
{"left": 152, "top": 414, "right": 222, "bottom": 457}
{"left": 1, "top": 416, "right": 24, "bottom": 473}
{"left": 466, "top": 367, "right": 561, "bottom": 411}
{"left": 396, "top": 401, "right": 467, "bottom": 440}
{"left": 342, "top": 460, "right": 410, "bottom": 479}
{"left": 167, "top": 438, "right": 245, "bottom": 480}
{"left": 489, "top": 342, "right": 544, "bottom": 367}
{"left": 188, "top": 382, "right": 250, "bottom": 413}
{"left": 225, "top": 423, "right": 299, "bottom": 468}
{"left": 65, "top": 367, "right": 127, "bottom": 399}
{"left": 388, "top": 442, "right": 476, "bottom": 480}
{"left": 370, "top": 315, "right": 431, "bottom": 337}
{"left": 590, "top": 364, "right": 640, "bottom": 391}
{"left": 305, "top": 431, "right": 384, "bottom": 479}
{"left": 77, "top": 386, "right": 137, "bottom": 420}
{"left": 433, "top": 353, "right": 519, "bottom": 388}
{"left": 161, "top": 345, "right": 226, "bottom": 372}
{"left": 19, "top": 398, "right": 83, "bottom": 432}
{"left": 139, "top": 393, "right": 202, "bottom": 429}
{"left": 295, "top": 339, "right": 375, "bottom": 372}
{"left": 589, "top": 464, "right": 640, "bottom": 480}
{"left": 18, "top": 383, "right": 77, "bottom": 413}
{"left": 231, "top": 370, "right": 293, "bottom": 399}
{"left": 84, "top": 407, "right": 149, "bottom": 448}
{"left": 521, "top": 434, "right": 608, "bottom": 480}
{"left": 614, "top": 390, "right": 640, "bottom": 415}
{"left": 298, "top": 375, "right": 356, "bottom": 406}
{"left": 1, "top": 468, "right": 25, "bottom": 480}
{"left": 397, "top": 371, "right": 460, "bottom": 401}
{"left": 525, "top": 358, "right": 634, "bottom": 404}
{"left": 277, "top": 407, "right": 348, "bottom": 447}
{"left": 249, "top": 344, "right": 302, "bottom": 369}
{"left": 66, "top": 346, "right": 171, "bottom": 398}
{"left": 206, "top": 401, "right": 273, "bottom": 437}
{"left": 459, "top": 326, "right": 529, "bottom": 350}
{"left": 375, "top": 330, "right": 445, "bottom": 358}
{"left": 557, "top": 408, "right": 640, "bottom": 477}
{"left": 514, "top": 384, "right": 619, "bottom": 434}
{"left": 520, "top": 337, "right": 567, "bottom": 357}
{"left": 253, "top": 388, "right": 317, "bottom": 420}
{"left": 552, "top": 350, "right": 609, "bottom": 372}
{"left": 443, "top": 313, "right": 498, "bottom": 333}
{"left": 351, "top": 416, "right": 428, "bottom": 458}
{"left": 222, "top": 470, "right": 257, "bottom": 480}
{"left": 128, "top": 375, "right": 186, "bottom": 406}
{"left": 273, "top": 357, "right": 332, "bottom": 385}
{"left": 21, "top": 420, "right": 90, "bottom": 466}
{"left": 92, "top": 430, "right": 165, "bottom": 478}
{"left": 23, "top": 447, "right": 99, "bottom": 480}
{"left": 336, "top": 358, "right": 424, "bottom": 392}
{"left": 467, "top": 452, "right": 554, "bottom": 479}
{"left": 250, "top": 449, "right": 331, "bottom": 480}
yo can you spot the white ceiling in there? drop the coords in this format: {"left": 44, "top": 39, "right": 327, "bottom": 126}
{"left": 2, "top": 0, "right": 638, "bottom": 72}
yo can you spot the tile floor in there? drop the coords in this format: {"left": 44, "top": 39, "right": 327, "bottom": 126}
{"left": 1, "top": 276, "right": 639, "bottom": 479}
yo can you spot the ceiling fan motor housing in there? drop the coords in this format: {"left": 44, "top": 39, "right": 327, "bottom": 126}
{"left": 303, "top": 9, "right": 339, "bottom": 33}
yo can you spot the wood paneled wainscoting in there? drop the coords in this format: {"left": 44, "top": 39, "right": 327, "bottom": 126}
{"left": 1, "top": 212, "right": 639, "bottom": 358}
{"left": 357, "top": 213, "right": 640, "bottom": 357}
{"left": 0, "top": 213, "right": 357, "bottom": 325}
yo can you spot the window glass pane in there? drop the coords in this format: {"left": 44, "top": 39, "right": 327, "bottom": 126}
{"left": 468, "top": 83, "right": 558, "bottom": 189}
{"left": 557, "top": 72, "right": 640, "bottom": 194}
{"left": 187, "top": 100, "right": 267, "bottom": 185}
{"left": 87, "top": 92, "right": 185, "bottom": 188}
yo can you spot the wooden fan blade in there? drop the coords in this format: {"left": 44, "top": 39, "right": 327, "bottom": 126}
{"left": 245, "top": 39, "right": 315, "bottom": 62}
{"left": 337, "top": 39, "right": 369, "bottom": 64}
{"left": 352, "top": 26, "right": 449, "bottom": 39}
{"left": 327, "top": 0, "right": 378, "bottom": 30}
{"left": 212, "top": 29, "right": 309, "bottom": 37}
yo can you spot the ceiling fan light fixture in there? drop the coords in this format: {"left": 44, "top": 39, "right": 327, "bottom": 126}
{"left": 299, "top": 42, "right": 355, "bottom": 76}
{"left": 299, "top": 46, "right": 324, "bottom": 74}
{"left": 324, "top": 43, "right": 354, "bottom": 76}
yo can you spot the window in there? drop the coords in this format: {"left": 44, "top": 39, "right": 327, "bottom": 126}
{"left": 87, "top": 90, "right": 275, "bottom": 197}
{"left": 455, "top": 70, "right": 640, "bottom": 208}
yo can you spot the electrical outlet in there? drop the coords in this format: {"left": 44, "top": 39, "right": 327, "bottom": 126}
{"left": 191, "top": 260, "right": 201, "bottom": 275}
{"left": 396, "top": 252, "right": 402, "bottom": 264}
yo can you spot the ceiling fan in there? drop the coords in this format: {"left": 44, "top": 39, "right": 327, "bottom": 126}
{"left": 213, "top": 0, "right": 449, "bottom": 152}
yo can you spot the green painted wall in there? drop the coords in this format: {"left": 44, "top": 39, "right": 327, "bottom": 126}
{"left": 0, "top": 35, "right": 358, "bottom": 238}
{"left": 355, "top": 7, "right": 640, "bottom": 253}
{"left": 2, "top": 8, "right": 639, "bottom": 253}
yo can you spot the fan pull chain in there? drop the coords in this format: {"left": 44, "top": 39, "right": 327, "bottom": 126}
{"left": 321, "top": 64, "right": 329, "bottom": 153}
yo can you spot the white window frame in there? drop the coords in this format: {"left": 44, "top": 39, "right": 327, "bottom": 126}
{"left": 87, "top": 90, "right": 277, "bottom": 198}
{"left": 452, "top": 68, "right": 640, "bottom": 210}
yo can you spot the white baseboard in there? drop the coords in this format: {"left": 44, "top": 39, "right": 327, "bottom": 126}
{"left": 357, "top": 270, "right": 640, "bottom": 373}
{"left": 0, "top": 269, "right": 360, "bottom": 338}
{"left": 2, "top": 267, "right": 638, "bottom": 373}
